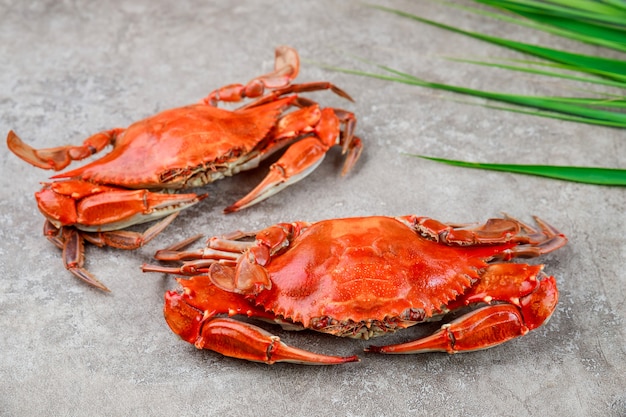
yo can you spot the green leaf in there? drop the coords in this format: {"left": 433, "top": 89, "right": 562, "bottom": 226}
{"left": 415, "top": 155, "right": 626, "bottom": 186}
{"left": 326, "top": 65, "right": 626, "bottom": 127}
{"left": 474, "top": 0, "right": 626, "bottom": 24}
{"left": 368, "top": 5, "right": 626, "bottom": 81}
{"left": 447, "top": 57, "right": 626, "bottom": 90}
{"left": 471, "top": 0, "right": 626, "bottom": 51}
{"left": 346, "top": 2, "right": 626, "bottom": 186}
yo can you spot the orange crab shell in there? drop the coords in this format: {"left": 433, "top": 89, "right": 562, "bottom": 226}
{"left": 54, "top": 97, "right": 294, "bottom": 189}
{"left": 250, "top": 216, "right": 516, "bottom": 328}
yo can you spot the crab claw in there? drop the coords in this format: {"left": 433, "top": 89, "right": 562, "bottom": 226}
{"left": 224, "top": 106, "right": 363, "bottom": 213}
{"left": 194, "top": 318, "right": 360, "bottom": 365}
{"left": 36, "top": 179, "right": 206, "bottom": 231}
{"left": 74, "top": 190, "right": 206, "bottom": 231}
{"left": 161, "top": 276, "right": 360, "bottom": 365}
{"left": 224, "top": 137, "right": 326, "bottom": 213}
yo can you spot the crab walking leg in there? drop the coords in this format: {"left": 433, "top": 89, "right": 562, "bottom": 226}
{"left": 61, "top": 227, "right": 110, "bottom": 292}
{"left": 44, "top": 220, "right": 66, "bottom": 249}
{"left": 202, "top": 44, "right": 353, "bottom": 110}
{"left": 194, "top": 318, "right": 359, "bottom": 365}
{"left": 367, "top": 272, "right": 558, "bottom": 354}
{"left": 403, "top": 215, "right": 567, "bottom": 256}
{"left": 238, "top": 81, "right": 354, "bottom": 111}
{"left": 7, "top": 129, "right": 123, "bottom": 171}
{"left": 203, "top": 46, "right": 300, "bottom": 106}
{"left": 53, "top": 212, "right": 183, "bottom": 292}
{"left": 84, "top": 212, "right": 182, "bottom": 249}
{"left": 141, "top": 231, "right": 260, "bottom": 275}
{"left": 508, "top": 215, "right": 569, "bottom": 256}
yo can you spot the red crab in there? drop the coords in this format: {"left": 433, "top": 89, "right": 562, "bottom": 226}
{"left": 142, "top": 214, "right": 567, "bottom": 365}
{"left": 7, "top": 46, "right": 362, "bottom": 291}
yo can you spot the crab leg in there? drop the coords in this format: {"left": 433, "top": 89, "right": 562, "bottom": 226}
{"left": 143, "top": 222, "right": 311, "bottom": 276}
{"left": 224, "top": 136, "right": 361, "bottom": 213}
{"left": 237, "top": 81, "right": 354, "bottom": 111}
{"left": 48, "top": 212, "right": 182, "bottom": 291}
{"left": 61, "top": 227, "right": 110, "bottom": 292}
{"left": 367, "top": 267, "right": 558, "bottom": 354}
{"left": 224, "top": 107, "right": 362, "bottom": 213}
{"left": 36, "top": 180, "right": 206, "bottom": 232}
{"left": 203, "top": 46, "right": 300, "bottom": 106}
{"left": 163, "top": 276, "right": 359, "bottom": 365}
{"left": 7, "top": 129, "right": 123, "bottom": 171}
{"left": 141, "top": 231, "right": 250, "bottom": 275}
{"left": 367, "top": 304, "right": 530, "bottom": 354}
{"left": 201, "top": 46, "right": 353, "bottom": 109}
{"left": 82, "top": 212, "right": 181, "bottom": 249}
{"left": 403, "top": 215, "right": 567, "bottom": 257}
{"left": 500, "top": 215, "right": 569, "bottom": 257}
{"left": 193, "top": 318, "right": 359, "bottom": 365}
{"left": 224, "top": 137, "right": 328, "bottom": 213}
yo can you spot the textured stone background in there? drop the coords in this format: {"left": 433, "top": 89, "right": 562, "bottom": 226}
{"left": 1, "top": 1, "right": 624, "bottom": 416}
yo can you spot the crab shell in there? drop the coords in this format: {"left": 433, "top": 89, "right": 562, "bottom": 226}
{"left": 241, "top": 217, "right": 503, "bottom": 332}
{"left": 145, "top": 214, "right": 567, "bottom": 364}
{"left": 53, "top": 98, "right": 297, "bottom": 190}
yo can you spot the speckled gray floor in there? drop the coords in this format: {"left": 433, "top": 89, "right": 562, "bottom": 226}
{"left": 1, "top": 1, "right": 625, "bottom": 416}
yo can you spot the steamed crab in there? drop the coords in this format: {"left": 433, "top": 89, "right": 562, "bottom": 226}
{"left": 7, "top": 46, "right": 362, "bottom": 291}
{"left": 143, "top": 214, "right": 567, "bottom": 364}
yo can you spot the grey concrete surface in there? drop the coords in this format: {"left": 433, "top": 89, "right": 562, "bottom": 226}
{"left": 1, "top": 1, "right": 625, "bottom": 416}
